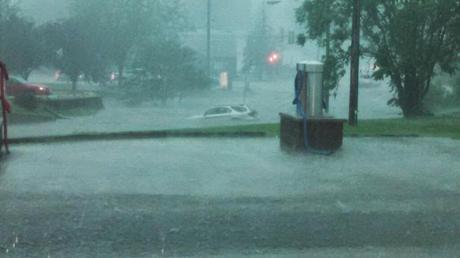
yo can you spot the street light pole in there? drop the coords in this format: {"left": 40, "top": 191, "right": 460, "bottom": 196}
{"left": 349, "top": 0, "right": 361, "bottom": 126}
{"left": 206, "top": 0, "right": 211, "bottom": 78}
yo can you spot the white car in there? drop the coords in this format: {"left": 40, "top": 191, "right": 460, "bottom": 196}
{"left": 190, "top": 105, "right": 257, "bottom": 120}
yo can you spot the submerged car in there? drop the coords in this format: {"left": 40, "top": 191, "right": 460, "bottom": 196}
{"left": 190, "top": 105, "right": 258, "bottom": 120}
{"left": 6, "top": 76, "right": 52, "bottom": 97}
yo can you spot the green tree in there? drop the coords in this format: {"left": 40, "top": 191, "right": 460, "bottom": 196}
{"left": 243, "top": 7, "right": 277, "bottom": 80}
{"left": 0, "top": 0, "right": 16, "bottom": 40}
{"left": 296, "top": 0, "right": 350, "bottom": 97}
{"left": 243, "top": 34, "right": 271, "bottom": 80}
{"left": 41, "top": 19, "right": 93, "bottom": 91}
{"left": 1, "top": 14, "right": 43, "bottom": 80}
{"left": 130, "top": 39, "right": 210, "bottom": 104}
{"left": 296, "top": 0, "right": 460, "bottom": 117}
{"left": 69, "top": 0, "right": 185, "bottom": 86}
{"left": 0, "top": 0, "right": 44, "bottom": 80}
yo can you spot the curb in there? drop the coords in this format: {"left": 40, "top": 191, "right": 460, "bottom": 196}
{"left": 345, "top": 134, "right": 420, "bottom": 138}
{"left": 9, "top": 131, "right": 268, "bottom": 145}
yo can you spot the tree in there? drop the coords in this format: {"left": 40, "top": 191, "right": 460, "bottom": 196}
{"left": 129, "top": 39, "right": 210, "bottom": 104}
{"left": 243, "top": 34, "right": 271, "bottom": 80}
{"left": 0, "top": 0, "right": 16, "bottom": 39}
{"left": 296, "top": 0, "right": 350, "bottom": 98}
{"left": 41, "top": 19, "right": 93, "bottom": 91}
{"left": 296, "top": 0, "right": 460, "bottom": 117}
{"left": 243, "top": 7, "right": 278, "bottom": 80}
{"left": 1, "top": 14, "right": 43, "bottom": 80}
{"left": 69, "top": 0, "right": 185, "bottom": 86}
{"left": 363, "top": 0, "right": 460, "bottom": 117}
{"left": 0, "top": 0, "right": 44, "bottom": 80}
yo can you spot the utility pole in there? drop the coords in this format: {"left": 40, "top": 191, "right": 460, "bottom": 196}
{"left": 206, "top": 0, "right": 211, "bottom": 78}
{"left": 349, "top": 0, "right": 361, "bottom": 126}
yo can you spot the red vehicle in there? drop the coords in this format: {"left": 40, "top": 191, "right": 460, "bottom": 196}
{"left": 6, "top": 76, "right": 52, "bottom": 97}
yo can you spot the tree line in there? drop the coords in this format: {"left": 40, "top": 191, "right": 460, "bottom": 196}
{"left": 0, "top": 0, "right": 209, "bottom": 103}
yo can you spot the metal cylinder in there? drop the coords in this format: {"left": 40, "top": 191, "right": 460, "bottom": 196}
{"left": 297, "top": 61, "right": 324, "bottom": 117}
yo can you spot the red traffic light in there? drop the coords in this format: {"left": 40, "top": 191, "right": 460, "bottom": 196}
{"left": 267, "top": 51, "right": 281, "bottom": 65}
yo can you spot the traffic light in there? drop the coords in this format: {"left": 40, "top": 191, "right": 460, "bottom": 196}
{"left": 267, "top": 51, "right": 281, "bottom": 65}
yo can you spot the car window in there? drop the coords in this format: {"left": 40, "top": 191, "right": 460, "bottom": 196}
{"left": 219, "top": 107, "right": 232, "bottom": 114}
{"left": 204, "top": 108, "right": 221, "bottom": 116}
{"left": 231, "top": 106, "right": 247, "bottom": 112}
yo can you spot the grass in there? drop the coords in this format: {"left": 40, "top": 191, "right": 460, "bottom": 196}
{"left": 344, "top": 117, "right": 460, "bottom": 139}
{"left": 189, "top": 116, "right": 460, "bottom": 140}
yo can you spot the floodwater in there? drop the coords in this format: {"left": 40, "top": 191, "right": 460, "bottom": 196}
{"left": 2, "top": 137, "right": 459, "bottom": 197}
{"left": 1, "top": 137, "right": 459, "bottom": 257}
{"left": 9, "top": 76, "right": 401, "bottom": 138}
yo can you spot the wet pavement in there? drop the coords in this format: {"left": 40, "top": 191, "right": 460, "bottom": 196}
{"left": 1, "top": 137, "right": 459, "bottom": 257}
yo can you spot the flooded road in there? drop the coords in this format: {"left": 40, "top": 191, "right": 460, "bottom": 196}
{"left": 9, "top": 78, "right": 401, "bottom": 138}
{"left": 1, "top": 137, "right": 459, "bottom": 257}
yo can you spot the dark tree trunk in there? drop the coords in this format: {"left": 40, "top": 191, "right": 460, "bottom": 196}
{"left": 400, "top": 15, "right": 425, "bottom": 118}
{"left": 401, "top": 68, "right": 424, "bottom": 117}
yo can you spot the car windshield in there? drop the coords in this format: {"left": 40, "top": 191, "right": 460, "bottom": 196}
{"left": 1, "top": 0, "right": 459, "bottom": 257}
{"left": 231, "top": 105, "right": 247, "bottom": 112}
{"left": 204, "top": 108, "right": 220, "bottom": 115}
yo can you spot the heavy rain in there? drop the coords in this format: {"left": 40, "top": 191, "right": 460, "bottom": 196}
{"left": 0, "top": 0, "right": 459, "bottom": 257}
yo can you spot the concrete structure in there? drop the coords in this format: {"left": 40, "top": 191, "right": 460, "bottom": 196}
{"left": 280, "top": 113, "right": 345, "bottom": 151}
